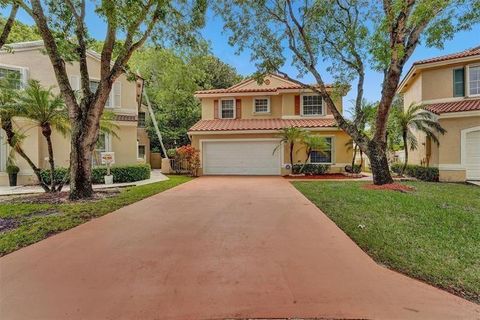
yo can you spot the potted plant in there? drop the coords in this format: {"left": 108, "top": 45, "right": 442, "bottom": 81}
{"left": 6, "top": 164, "right": 20, "bottom": 187}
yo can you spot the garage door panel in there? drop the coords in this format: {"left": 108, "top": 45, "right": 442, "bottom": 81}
{"left": 466, "top": 130, "right": 480, "bottom": 180}
{"left": 203, "top": 140, "right": 281, "bottom": 175}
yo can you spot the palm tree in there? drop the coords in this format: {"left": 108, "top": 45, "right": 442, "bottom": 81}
{"left": 274, "top": 127, "right": 305, "bottom": 173}
{"left": 300, "top": 134, "right": 329, "bottom": 172}
{"left": 396, "top": 103, "right": 446, "bottom": 175}
{"left": 16, "top": 80, "right": 69, "bottom": 191}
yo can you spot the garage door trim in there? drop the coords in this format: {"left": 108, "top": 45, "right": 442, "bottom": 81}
{"left": 200, "top": 138, "right": 283, "bottom": 175}
{"left": 461, "top": 126, "right": 480, "bottom": 180}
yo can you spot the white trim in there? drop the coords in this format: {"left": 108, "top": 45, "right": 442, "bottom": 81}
{"left": 199, "top": 138, "right": 282, "bottom": 174}
{"left": 0, "top": 63, "right": 29, "bottom": 88}
{"left": 219, "top": 98, "right": 236, "bottom": 119}
{"left": 466, "top": 64, "right": 480, "bottom": 98}
{"left": 188, "top": 127, "right": 340, "bottom": 135}
{"left": 282, "top": 115, "right": 334, "bottom": 120}
{"left": 253, "top": 97, "right": 271, "bottom": 114}
{"left": 307, "top": 136, "right": 335, "bottom": 165}
{"left": 300, "top": 94, "right": 325, "bottom": 117}
{"left": 439, "top": 110, "right": 480, "bottom": 119}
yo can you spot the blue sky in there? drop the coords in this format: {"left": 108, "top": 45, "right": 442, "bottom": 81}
{"left": 3, "top": 5, "right": 480, "bottom": 113}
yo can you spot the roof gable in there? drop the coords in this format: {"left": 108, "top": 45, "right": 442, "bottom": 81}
{"left": 229, "top": 73, "right": 299, "bottom": 90}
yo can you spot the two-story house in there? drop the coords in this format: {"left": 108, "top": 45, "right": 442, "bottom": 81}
{"left": 398, "top": 46, "right": 480, "bottom": 181}
{"left": 188, "top": 74, "right": 351, "bottom": 175}
{"left": 0, "top": 40, "right": 150, "bottom": 185}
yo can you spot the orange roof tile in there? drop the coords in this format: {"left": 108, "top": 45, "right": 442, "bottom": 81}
{"left": 188, "top": 118, "right": 337, "bottom": 132}
{"left": 414, "top": 46, "right": 480, "bottom": 66}
{"left": 424, "top": 99, "right": 480, "bottom": 114}
{"left": 195, "top": 85, "right": 333, "bottom": 95}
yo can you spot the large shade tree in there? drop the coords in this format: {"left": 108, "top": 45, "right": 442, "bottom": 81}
{"left": 4, "top": 0, "right": 207, "bottom": 199}
{"left": 215, "top": 0, "right": 480, "bottom": 185}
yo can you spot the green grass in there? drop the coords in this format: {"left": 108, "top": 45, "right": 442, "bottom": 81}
{"left": 293, "top": 181, "right": 480, "bottom": 303}
{"left": 0, "top": 175, "right": 192, "bottom": 256}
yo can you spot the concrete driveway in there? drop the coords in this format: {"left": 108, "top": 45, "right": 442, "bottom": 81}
{"left": 0, "top": 177, "right": 478, "bottom": 320}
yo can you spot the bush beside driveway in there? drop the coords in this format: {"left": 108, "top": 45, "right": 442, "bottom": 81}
{"left": 293, "top": 181, "right": 480, "bottom": 303}
{"left": 0, "top": 175, "right": 192, "bottom": 256}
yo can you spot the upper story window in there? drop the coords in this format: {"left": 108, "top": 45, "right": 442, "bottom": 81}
{"left": 89, "top": 80, "right": 112, "bottom": 107}
{"left": 138, "top": 112, "right": 146, "bottom": 127}
{"left": 310, "top": 137, "right": 333, "bottom": 164}
{"left": 0, "top": 66, "right": 24, "bottom": 89}
{"left": 468, "top": 65, "right": 480, "bottom": 96}
{"left": 453, "top": 68, "right": 465, "bottom": 97}
{"left": 220, "top": 99, "right": 235, "bottom": 119}
{"left": 301, "top": 95, "right": 323, "bottom": 116}
{"left": 254, "top": 97, "right": 270, "bottom": 113}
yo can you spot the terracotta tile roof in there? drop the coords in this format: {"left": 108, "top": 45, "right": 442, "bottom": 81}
{"left": 414, "top": 46, "right": 480, "bottom": 65}
{"left": 188, "top": 118, "right": 337, "bottom": 132}
{"left": 115, "top": 114, "right": 137, "bottom": 122}
{"left": 195, "top": 85, "right": 333, "bottom": 95}
{"left": 424, "top": 99, "right": 480, "bottom": 114}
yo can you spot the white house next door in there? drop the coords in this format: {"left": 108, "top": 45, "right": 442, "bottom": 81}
{"left": 202, "top": 140, "right": 281, "bottom": 175}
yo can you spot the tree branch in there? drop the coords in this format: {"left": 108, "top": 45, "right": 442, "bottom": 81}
{"left": 0, "top": 3, "right": 19, "bottom": 49}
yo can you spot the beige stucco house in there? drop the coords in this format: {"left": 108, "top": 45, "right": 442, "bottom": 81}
{"left": 0, "top": 41, "right": 150, "bottom": 185}
{"left": 398, "top": 46, "right": 480, "bottom": 181}
{"left": 189, "top": 74, "right": 351, "bottom": 176}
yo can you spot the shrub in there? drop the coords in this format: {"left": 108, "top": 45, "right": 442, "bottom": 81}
{"left": 175, "top": 145, "right": 200, "bottom": 177}
{"left": 391, "top": 163, "right": 439, "bottom": 182}
{"left": 41, "top": 164, "right": 151, "bottom": 185}
{"left": 345, "top": 164, "right": 362, "bottom": 174}
{"left": 6, "top": 165, "right": 20, "bottom": 175}
{"left": 292, "top": 163, "right": 330, "bottom": 175}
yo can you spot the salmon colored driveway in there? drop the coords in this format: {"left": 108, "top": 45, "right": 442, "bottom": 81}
{"left": 0, "top": 177, "right": 478, "bottom": 320}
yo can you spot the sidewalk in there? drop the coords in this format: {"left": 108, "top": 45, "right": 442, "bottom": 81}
{"left": 0, "top": 170, "right": 168, "bottom": 196}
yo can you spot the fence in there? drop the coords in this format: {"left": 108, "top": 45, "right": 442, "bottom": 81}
{"left": 170, "top": 158, "right": 190, "bottom": 174}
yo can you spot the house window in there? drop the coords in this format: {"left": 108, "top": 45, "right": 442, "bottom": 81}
{"left": 453, "top": 68, "right": 465, "bottom": 97}
{"left": 138, "top": 145, "right": 146, "bottom": 159}
{"left": 220, "top": 99, "right": 235, "bottom": 119}
{"left": 89, "top": 80, "right": 111, "bottom": 107}
{"left": 0, "top": 67, "right": 22, "bottom": 89}
{"left": 254, "top": 98, "right": 270, "bottom": 113}
{"left": 138, "top": 112, "right": 146, "bottom": 127}
{"left": 302, "top": 95, "right": 323, "bottom": 116}
{"left": 310, "top": 137, "right": 333, "bottom": 163}
{"left": 468, "top": 65, "right": 480, "bottom": 96}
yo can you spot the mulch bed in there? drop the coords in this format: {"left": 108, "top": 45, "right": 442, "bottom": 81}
{"left": 363, "top": 183, "right": 415, "bottom": 192}
{"left": 0, "top": 189, "right": 121, "bottom": 205}
{"left": 286, "top": 173, "right": 366, "bottom": 180}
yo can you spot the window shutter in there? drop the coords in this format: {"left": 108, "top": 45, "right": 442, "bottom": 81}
{"left": 70, "top": 75, "right": 80, "bottom": 91}
{"left": 213, "top": 99, "right": 219, "bottom": 119}
{"left": 113, "top": 81, "right": 122, "bottom": 107}
{"left": 453, "top": 68, "right": 465, "bottom": 97}
{"left": 294, "top": 95, "right": 300, "bottom": 115}
{"left": 235, "top": 99, "right": 242, "bottom": 119}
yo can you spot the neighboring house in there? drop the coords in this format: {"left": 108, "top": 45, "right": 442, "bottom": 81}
{"left": 398, "top": 46, "right": 480, "bottom": 181}
{"left": 0, "top": 41, "right": 150, "bottom": 186}
{"left": 188, "top": 74, "right": 351, "bottom": 175}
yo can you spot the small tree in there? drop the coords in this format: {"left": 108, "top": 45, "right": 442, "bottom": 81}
{"left": 274, "top": 127, "right": 305, "bottom": 173}
{"left": 300, "top": 134, "right": 329, "bottom": 172}
{"left": 395, "top": 103, "right": 446, "bottom": 175}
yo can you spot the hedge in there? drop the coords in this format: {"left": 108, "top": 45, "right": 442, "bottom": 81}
{"left": 292, "top": 163, "right": 330, "bottom": 175}
{"left": 391, "top": 163, "right": 439, "bottom": 182}
{"left": 40, "top": 164, "right": 151, "bottom": 185}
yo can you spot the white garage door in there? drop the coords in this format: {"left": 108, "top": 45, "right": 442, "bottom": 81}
{"left": 203, "top": 140, "right": 281, "bottom": 175}
{"left": 466, "top": 130, "right": 480, "bottom": 180}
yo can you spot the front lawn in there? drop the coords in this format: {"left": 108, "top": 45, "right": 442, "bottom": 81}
{"left": 293, "top": 181, "right": 480, "bottom": 303}
{"left": 0, "top": 175, "right": 192, "bottom": 256}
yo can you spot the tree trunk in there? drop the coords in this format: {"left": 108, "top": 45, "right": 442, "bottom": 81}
{"left": 68, "top": 110, "right": 98, "bottom": 200}
{"left": 402, "top": 131, "right": 408, "bottom": 175}
{"left": 41, "top": 124, "right": 57, "bottom": 191}
{"left": 351, "top": 144, "right": 357, "bottom": 168}
{"left": 367, "top": 141, "right": 394, "bottom": 185}
{"left": 289, "top": 142, "right": 294, "bottom": 174}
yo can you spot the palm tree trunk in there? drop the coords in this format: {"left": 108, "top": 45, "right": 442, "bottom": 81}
{"left": 1, "top": 118, "right": 51, "bottom": 192}
{"left": 41, "top": 123, "right": 57, "bottom": 192}
{"left": 352, "top": 144, "right": 357, "bottom": 168}
{"left": 289, "top": 142, "right": 294, "bottom": 174}
{"left": 402, "top": 130, "right": 408, "bottom": 176}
